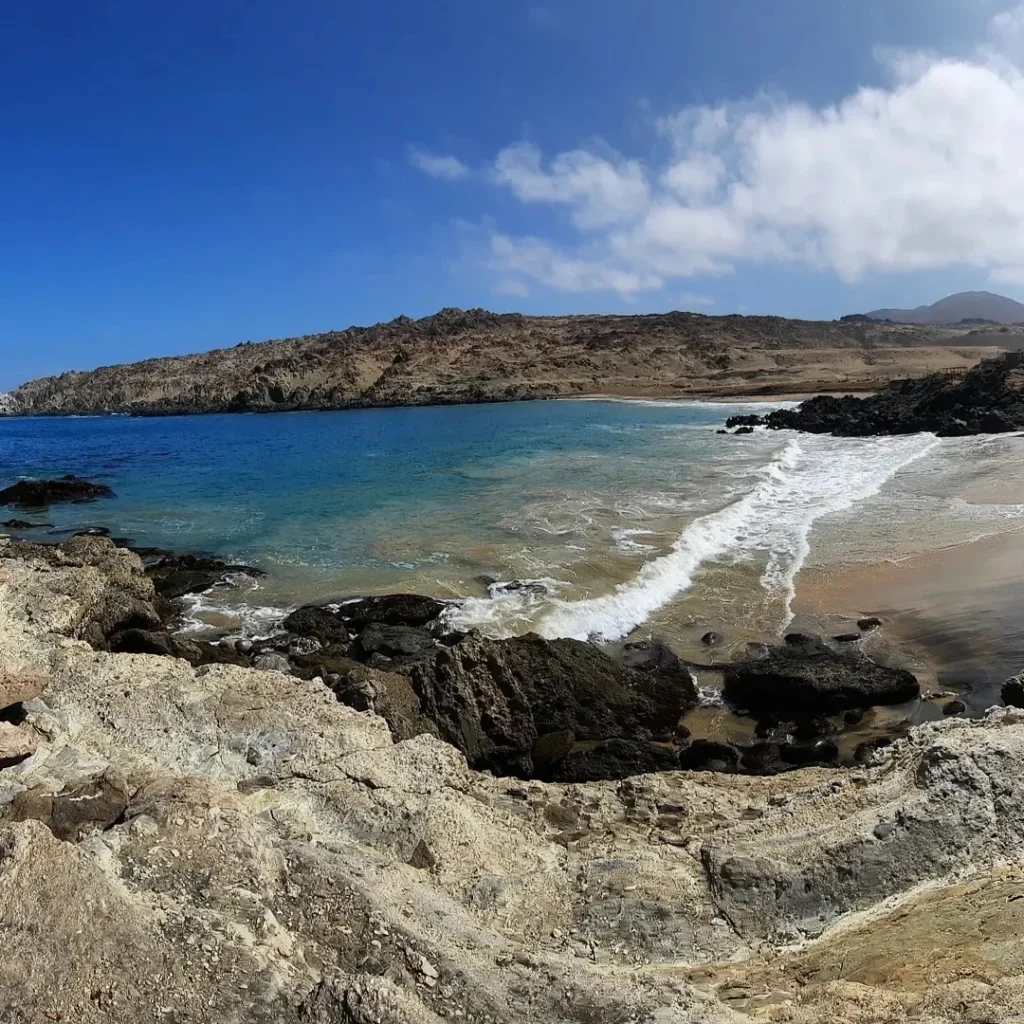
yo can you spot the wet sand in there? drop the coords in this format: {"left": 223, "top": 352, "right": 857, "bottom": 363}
{"left": 793, "top": 527, "right": 1024, "bottom": 712}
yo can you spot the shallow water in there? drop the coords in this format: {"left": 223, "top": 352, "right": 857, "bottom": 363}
{"left": 1, "top": 403, "right": 1022, "bottom": 691}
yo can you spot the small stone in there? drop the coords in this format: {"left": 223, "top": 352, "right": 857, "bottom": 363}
{"left": 417, "top": 954, "right": 439, "bottom": 979}
{"left": 701, "top": 631, "right": 722, "bottom": 647}
{"left": 253, "top": 652, "right": 291, "bottom": 673}
{"left": 873, "top": 821, "right": 895, "bottom": 840}
{"left": 858, "top": 617, "right": 883, "bottom": 631}
{"left": 942, "top": 699, "right": 967, "bottom": 716}
{"left": 234, "top": 638, "right": 253, "bottom": 655}
{"left": 551, "top": 928, "right": 564, "bottom": 940}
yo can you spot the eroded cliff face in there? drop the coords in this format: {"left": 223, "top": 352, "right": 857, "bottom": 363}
{"left": 3, "top": 539, "right": 1024, "bottom": 1022}
{"left": 7, "top": 307, "right": 1007, "bottom": 415}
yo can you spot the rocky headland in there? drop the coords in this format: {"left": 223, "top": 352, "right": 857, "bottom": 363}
{"left": 726, "top": 352, "right": 1024, "bottom": 437}
{"left": 4, "top": 523, "right": 1024, "bottom": 1021}
{"left": 5, "top": 308, "right": 1019, "bottom": 416}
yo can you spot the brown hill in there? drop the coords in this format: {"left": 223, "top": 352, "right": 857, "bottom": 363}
{"left": 8, "top": 307, "right": 1018, "bottom": 416}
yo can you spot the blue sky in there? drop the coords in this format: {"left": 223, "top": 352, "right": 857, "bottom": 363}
{"left": 2, "top": 0, "right": 1021, "bottom": 387}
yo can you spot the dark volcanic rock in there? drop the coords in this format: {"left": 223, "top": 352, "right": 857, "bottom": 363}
{"left": 108, "top": 628, "right": 250, "bottom": 668}
{"left": 722, "top": 634, "right": 919, "bottom": 716}
{"left": 145, "top": 554, "right": 265, "bottom": 600}
{"left": 549, "top": 739, "right": 678, "bottom": 783}
{"left": 0, "top": 475, "right": 114, "bottom": 507}
{"left": 858, "top": 616, "right": 883, "bottom": 631}
{"left": 1, "top": 519, "right": 50, "bottom": 529}
{"left": 620, "top": 639, "right": 699, "bottom": 733}
{"left": 282, "top": 594, "right": 448, "bottom": 647}
{"left": 942, "top": 699, "right": 967, "bottom": 716}
{"left": 1002, "top": 673, "right": 1024, "bottom": 708}
{"left": 728, "top": 356, "right": 1024, "bottom": 437}
{"left": 405, "top": 631, "right": 699, "bottom": 779}
{"left": 348, "top": 623, "right": 437, "bottom": 665}
{"left": 338, "top": 594, "right": 447, "bottom": 630}
{"left": 282, "top": 606, "right": 353, "bottom": 646}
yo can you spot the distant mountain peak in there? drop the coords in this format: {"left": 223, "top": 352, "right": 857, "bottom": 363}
{"left": 861, "top": 291, "right": 1024, "bottom": 325}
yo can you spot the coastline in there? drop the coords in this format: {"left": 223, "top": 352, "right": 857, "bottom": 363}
{"left": 3, "top": 518, "right": 1024, "bottom": 1021}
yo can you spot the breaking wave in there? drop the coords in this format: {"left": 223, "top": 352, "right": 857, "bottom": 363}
{"left": 451, "top": 432, "right": 939, "bottom": 642}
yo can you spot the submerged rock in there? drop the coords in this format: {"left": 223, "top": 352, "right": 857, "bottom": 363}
{"left": 0, "top": 474, "right": 114, "bottom": 507}
{"left": 144, "top": 553, "right": 264, "bottom": 600}
{"left": 723, "top": 634, "right": 919, "bottom": 716}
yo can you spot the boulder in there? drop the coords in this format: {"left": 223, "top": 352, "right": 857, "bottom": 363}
{"left": 723, "top": 634, "right": 919, "bottom": 716}
{"left": 858, "top": 617, "right": 883, "bottom": 631}
{"left": 253, "top": 652, "right": 292, "bottom": 673}
{"left": 282, "top": 605, "right": 353, "bottom": 646}
{"left": 0, "top": 475, "right": 114, "bottom": 507}
{"left": 282, "top": 594, "right": 448, "bottom": 649}
{"left": 406, "top": 631, "right": 699, "bottom": 779}
{"left": 1002, "top": 673, "right": 1024, "bottom": 708}
{"left": 336, "top": 594, "right": 448, "bottom": 630}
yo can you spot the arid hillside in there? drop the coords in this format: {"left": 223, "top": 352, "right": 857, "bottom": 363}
{"left": 9, "top": 307, "right": 1020, "bottom": 415}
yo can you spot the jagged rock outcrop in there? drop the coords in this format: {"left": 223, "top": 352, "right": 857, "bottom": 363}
{"left": 6, "top": 308, "right": 1012, "bottom": 416}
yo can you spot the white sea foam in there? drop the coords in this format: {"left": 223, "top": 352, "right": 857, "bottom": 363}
{"left": 452, "top": 432, "right": 940, "bottom": 641}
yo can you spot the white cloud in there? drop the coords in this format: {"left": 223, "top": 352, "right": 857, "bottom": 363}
{"left": 474, "top": 6, "right": 1024, "bottom": 296}
{"left": 409, "top": 149, "right": 470, "bottom": 180}
{"left": 493, "top": 143, "right": 650, "bottom": 229}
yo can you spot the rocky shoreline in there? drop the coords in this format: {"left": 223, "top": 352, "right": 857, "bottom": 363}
{"left": 5, "top": 525, "right": 1024, "bottom": 1020}
{"left": 725, "top": 352, "right": 1024, "bottom": 436}
{"left": 4, "top": 523, "right": 947, "bottom": 784}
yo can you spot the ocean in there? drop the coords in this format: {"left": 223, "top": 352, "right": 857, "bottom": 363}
{"left": 2, "top": 401, "right": 1023, "bottom": 699}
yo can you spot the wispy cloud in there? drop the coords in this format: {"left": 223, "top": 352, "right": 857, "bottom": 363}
{"left": 409, "top": 148, "right": 470, "bottom": 181}
{"left": 452, "top": 4, "right": 1024, "bottom": 297}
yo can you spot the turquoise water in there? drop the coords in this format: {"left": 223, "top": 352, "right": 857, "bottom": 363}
{"left": 2, "top": 402, "right": 1022, "bottom": 673}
